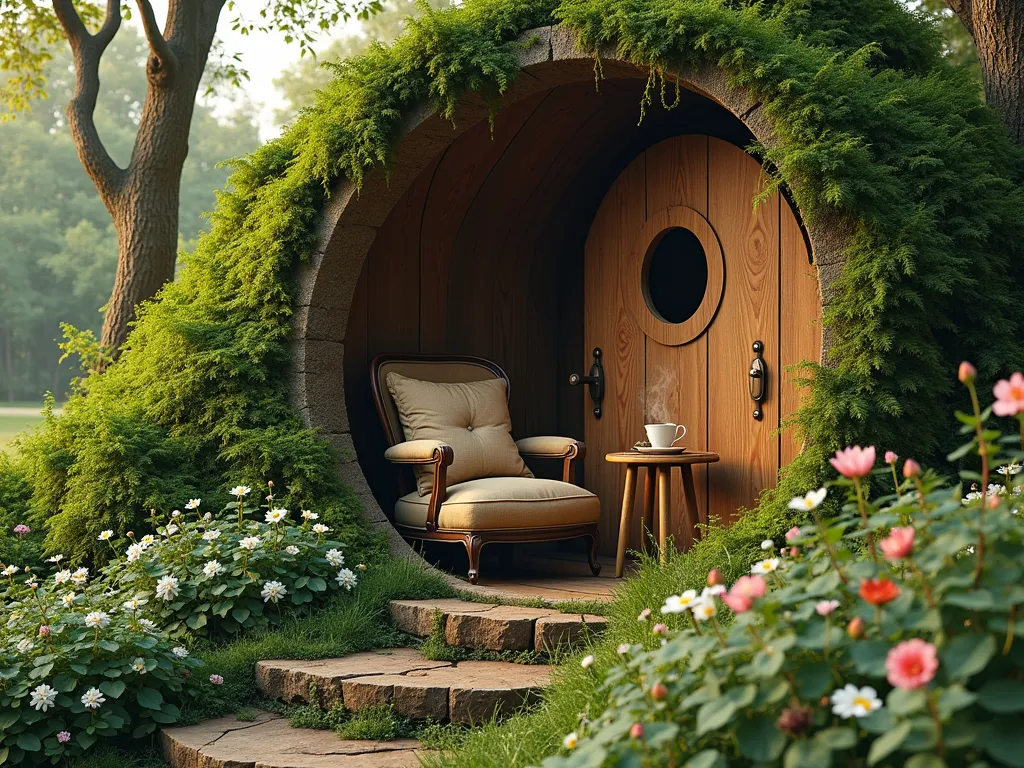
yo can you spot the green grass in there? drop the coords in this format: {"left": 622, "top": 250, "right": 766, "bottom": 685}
{"left": 0, "top": 414, "right": 43, "bottom": 452}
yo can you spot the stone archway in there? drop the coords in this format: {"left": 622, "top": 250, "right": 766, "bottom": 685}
{"left": 288, "top": 25, "right": 851, "bottom": 558}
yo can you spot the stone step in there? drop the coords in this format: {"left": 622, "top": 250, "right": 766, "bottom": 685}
{"left": 160, "top": 710, "right": 427, "bottom": 768}
{"left": 256, "top": 647, "right": 550, "bottom": 724}
{"left": 389, "top": 598, "right": 607, "bottom": 652}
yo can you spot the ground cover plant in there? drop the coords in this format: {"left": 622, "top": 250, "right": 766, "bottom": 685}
{"left": 0, "top": 482, "right": 372, "bottom": 764}
{"left": 525, "top": 365, "right": 1024, "bottom": 766}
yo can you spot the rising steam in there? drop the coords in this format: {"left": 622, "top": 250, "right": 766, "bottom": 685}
{"left": 639, "top": 367, "right": 678, "bottom": 424}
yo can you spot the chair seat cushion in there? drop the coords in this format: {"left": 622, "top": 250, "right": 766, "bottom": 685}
{"left": 394, "top": 477, "right": 600, "bottom": 531}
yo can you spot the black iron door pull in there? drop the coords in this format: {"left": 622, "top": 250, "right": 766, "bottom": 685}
{"left": 570, "top": 347, "right": 605, "bottom": 419}
{"left": 749, "top": 340, "right": 767, "bottom": 421}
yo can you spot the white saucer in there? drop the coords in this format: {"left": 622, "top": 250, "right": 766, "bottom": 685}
{"left": 633, "top": 446, "right": 687, "bottom": 455}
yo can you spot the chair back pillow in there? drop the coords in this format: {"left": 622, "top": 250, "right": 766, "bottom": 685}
{"left": 386, "top": 372, "right": 533, "bottom": 496}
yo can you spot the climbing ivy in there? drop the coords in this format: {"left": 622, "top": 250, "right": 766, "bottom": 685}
{"left": 3, "top": 0, "right": 1023, "bottom": 568}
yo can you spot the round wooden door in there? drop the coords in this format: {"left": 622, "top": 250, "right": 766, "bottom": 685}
{"left": 582, "top": 135, "right": 820, "bottom": 555}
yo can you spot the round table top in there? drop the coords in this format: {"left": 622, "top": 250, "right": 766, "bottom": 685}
{"left": 605, "top": 450, "right": 720, "bottom": 465}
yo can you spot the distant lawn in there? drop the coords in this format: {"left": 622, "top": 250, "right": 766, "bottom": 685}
{"left": 0, "top": 413, "right": 45, "bottom": 452}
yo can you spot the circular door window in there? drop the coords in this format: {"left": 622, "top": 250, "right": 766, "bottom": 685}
{"left": 624, "top": 206, "right": 725, "bottom": 346}
{"left": 643, "top": 227, "right": 709, "bottom": 324}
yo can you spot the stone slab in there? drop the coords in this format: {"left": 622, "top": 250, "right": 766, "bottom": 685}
{"left": 160, "top": 711, "right": 427, "bottom": 768}
{"left": 534, "top": 613, "right": 608, "bottom": 651}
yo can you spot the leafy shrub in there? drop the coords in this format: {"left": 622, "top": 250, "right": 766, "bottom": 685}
{"left": 0, "top": 483, "right": 361, "bottom": 763}
{"left": 541, "top": 366, "right": 1024, "bottom": 767}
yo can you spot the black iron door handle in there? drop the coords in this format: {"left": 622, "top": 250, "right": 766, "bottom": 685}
{"left": 749, "top": 340, "right": 766, "bottom": 421}
{"left": 570, "top": 347, "right": 605, "bottom": 419}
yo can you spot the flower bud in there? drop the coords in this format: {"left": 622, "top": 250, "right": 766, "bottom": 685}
{"left": 847, "top": 616, "right": 865, "bottom": 639}
{"left": 127, "top": 531, "right": 135, "bottom": 538}
{"left": 630, "top": 723, "right": 644, "bottom": 740}
{"left": 652, "top": 623, "right": 668, "bottom": 636}
{"left": 38, "top": 625, "right": 50, "bottom": 636}
{"left": 884, "top": 451, "right": 898, "bottom": 465}
{"left": 958, "top": 361, "right": 977, "bottom": 384}
{"left": 268, "top": 480, "right": 274, "bottom": 487}
{"left": 903, "top": 459, "right": 921, "bottom": 479}
{"left": 650, "top": 682, "right": 668, "bottom": 701}
{"left": 707, "top": 569, "right": 724, "bottom": 586}
{"left": 776, "top": 704, "right": 812, "bottom": 736}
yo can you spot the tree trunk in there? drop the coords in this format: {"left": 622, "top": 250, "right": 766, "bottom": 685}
{"left": 947, "top": 0, "right": 1024, "bottom": 144}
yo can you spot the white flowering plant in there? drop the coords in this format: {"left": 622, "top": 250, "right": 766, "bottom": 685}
{"left": 0, "top": 482, "right": 359, "bottom": 762}
{"left": 541, "top": 365, "right": 1024, "bottom": 768}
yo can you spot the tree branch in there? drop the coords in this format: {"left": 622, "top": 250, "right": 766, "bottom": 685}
{"left": 135, "top": 0, "right": 177, "bottom": 82}
{"left": 50, "top": 0, "right": 125, "bottom": 205}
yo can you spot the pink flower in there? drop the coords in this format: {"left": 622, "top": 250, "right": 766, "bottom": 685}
{"left": 958, "top": 361, "right": 976, "bottom": 384}
{"left": 652, "top": 623, "right": 667, "bottom": 636}
{"left": 38, "top": 625, "right": 50, "bottom": 636}
{"left": 57, "top": 731, "right": 71, "bottom": 744}
{"left": 830, "top": 446, "right": 876, "bottom": 479}
{"left": 784, "top": 526, "right": 801, "bottom": 542}
{"left": 13, "top": 524, "right": 29, "bottom": 535}
{"left": 879, "top": 527, "right": 915, "bottom": 560}
{"left": 886, "top": 639, "right": 938, "bottom": 690}
{"left": 884, "top": 451, "right": 898, "bottom": 465}
{"left": 722, "top": 575, "right": 766, "bottom": 614}
{"left": 209, "top": 674, "right": 224, "bottom": 685}
{"left": 903, "top": 459, "right": 922, "bottom": 478}
{"left": 994, "top": 373, "right": 1024, "bottom": 417}
{"left": 815, "top": 600, "right": 840, "bottom": 616}
{"left": 637, "top": 608, "right": 651, "bottom": 622}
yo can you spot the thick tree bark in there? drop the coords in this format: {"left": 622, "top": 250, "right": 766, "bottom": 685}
{"left": 53, "top": 0, "right": 226, "bottom": 357}
{"left": 947, "top": 0, "right": 1024, "bottom": 144}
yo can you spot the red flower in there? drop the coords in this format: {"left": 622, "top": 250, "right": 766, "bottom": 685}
{"left": 859, "top": 578, "right": 900, "bottom": 605}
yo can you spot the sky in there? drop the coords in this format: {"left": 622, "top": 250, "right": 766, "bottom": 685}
{"left": 141, "top": 2, "right": 366, "bottom": 140}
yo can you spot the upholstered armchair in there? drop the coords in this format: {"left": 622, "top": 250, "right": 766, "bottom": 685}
{"left": 371, "top": 354, "right": 601, "bottom": 584}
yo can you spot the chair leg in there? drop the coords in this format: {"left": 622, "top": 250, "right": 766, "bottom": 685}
{"left": 586, "top": 530, "right": 602, "bottom": 576}
{"left": 464, "top": 534, "right": 485, "bottom": 584}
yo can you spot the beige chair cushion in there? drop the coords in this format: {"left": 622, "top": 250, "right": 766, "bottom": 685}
{"left": 394, "top": 477, "right": 600, "bottom": 531}
{"left": 386, "top": 372, "right": 532, "bottom": 496}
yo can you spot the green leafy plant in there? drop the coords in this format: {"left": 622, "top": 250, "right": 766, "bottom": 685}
{"left": 539, "top": 364, "right": 1024, "bottom": 767}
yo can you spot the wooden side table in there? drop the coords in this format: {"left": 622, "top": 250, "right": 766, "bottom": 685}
{"left": 605, "top": 451, "right": 720, "bottom": 577}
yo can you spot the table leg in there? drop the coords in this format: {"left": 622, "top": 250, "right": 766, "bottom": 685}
{"left": 657, "top": 466, "right": 671, "bottom": 565}
{"left": 642, "top": 466, "right": 655, "bottom": 554}
{"left": 681, "top": 464, "right": 700, "bottom": 549}
{"left": 615, "top": 465, "right": 638, "bottom": 578}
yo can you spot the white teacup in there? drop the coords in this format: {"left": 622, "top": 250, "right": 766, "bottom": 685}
{"left": 645, "top": 423, "right": 687, "bottom": 448}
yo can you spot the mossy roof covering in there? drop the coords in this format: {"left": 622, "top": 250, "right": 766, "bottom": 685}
{"left": 9, "top": 0, "right": 1024, "bottom": 561}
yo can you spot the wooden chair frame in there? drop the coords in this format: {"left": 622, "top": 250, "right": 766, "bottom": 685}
{"left": 370, "top": 353, "right": 600, "bottom": 584}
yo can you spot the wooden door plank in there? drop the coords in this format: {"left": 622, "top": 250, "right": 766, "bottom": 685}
{"left": 644, "top": 135, "right": 709, "bottom": 551}
{"left": 779, "top": 200, "right": 821, "bottom": 467}
{"left": 584, "top": 154, "right": 647, "bottom": 555}
{"left": 706, "top": 138, "right": 780, "bottom": 524}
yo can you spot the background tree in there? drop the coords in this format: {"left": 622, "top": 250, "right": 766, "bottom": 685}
{"left": 0, "top": 0, "right": 379, "bottom": 356}
{"left": 0, "top": 27, "right": 258, "bottom": 401}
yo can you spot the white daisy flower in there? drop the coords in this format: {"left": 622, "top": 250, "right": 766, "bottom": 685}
{"left": 2, "top": 565, "right": 20, "bottom": 577}
{"left": 239, "top": 536, "right": 261, "bottom": 551}
{"left": 301, "top": 510, "right": 318, "bottom": 520}
{"left": 97, "top": 530, "right": 114, "bottom": 541}
{"left": 326, "top": 549, "right": 345, "bottom": 567}
{"left": 138, "top": 618, "right": 156, "bottom": 632}
{"left": 123, "top": 598, "right": 146, "bottom": 611}
{"left": 70, "top": 567, "right": 89, "bottom": 585}
{"left": 203, "top": 512, "right": 212, "bottom": 522}
{"left": 261, "top": 580, "right": 287, "bottom": 603}
{"left": 202, "top": 529, "right": 221, "bottom": 542}
{"left": 830, "top": 684, "right": 882, "bottom": 718}
{"left": 171, "top": 510, "right": 181, "bottom": 518}
{"left": 230, "top": 486, "right": 251, "bottom": 497}
{"left": 335, "top": 569, "right": 357, "bottom": 591}
{"left": 163, "top": 524, "right": 179, "bottom": 536}
{"left": 61, "top": 593, "right": 76, "bottom": 607}
{"left": 265, "top": 509, "right": 288, "bottom": 525}
{"left": 580, "top": 655, "right": 595, "bottom": 669}
{"left": 46, "top": 554, "right": 64, "bottom": 564}
{"left": 139, "top": 535, "right": 156, "bottom": 549}
{"left": 661, "top": 590, "right": 700, "bottom": 614}
{"left": 787, "top": 487, "right": 828, "bottom": 511}
{"left": 185, "top": 499, "right": 201, "bottom": 510}
{"left": 84, "top": 611, "right": 110, "bottom": 629}
{"left": 563, "top": 732, "right": 578, "bottom": 750}
{"left": 30, "top": 684, "right": 58, "bottom": 712}
{"left": 702, "top": 585, "right": 726, "bottom": 599}
{"left": 751, "top": 558, "right": 780, "bottom": 575}
{"left": 285, "top": 545, "right": 300, "bottom": 555}
{"left": 132, "top": 658, "right": 147, "bottom": 673}
{"left": 312, "top": 523, "right": 329, "bottom": 534}
{"left": 81, "top": 687, "right": 106, "bottom": 709}
{"left": 202, "top": 560, "right": 225, "bottom": 577}
{"left": 171, "top": 646, "right": 189, "bottom": 658}
{"left": 691, "top": 601, "right": 716, "bottom": 622}
{"left": 54, "top": 570, "right": 71, "bottom": 585}
{"left": 125, "top": 544, "right": 143, "bottom": 562}
{"left": 155, "top": 575, "right": 180, "bottom": 601}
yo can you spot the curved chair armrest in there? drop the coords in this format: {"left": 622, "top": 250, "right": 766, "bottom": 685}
{"left": 384, "top": 440, "right": 453, "bottom": 533}
{"left": 515, "top": 436, "right": 586, "bottom": 484}
{"left": 385, "top": 439, "right": 453, "bottom": 464}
